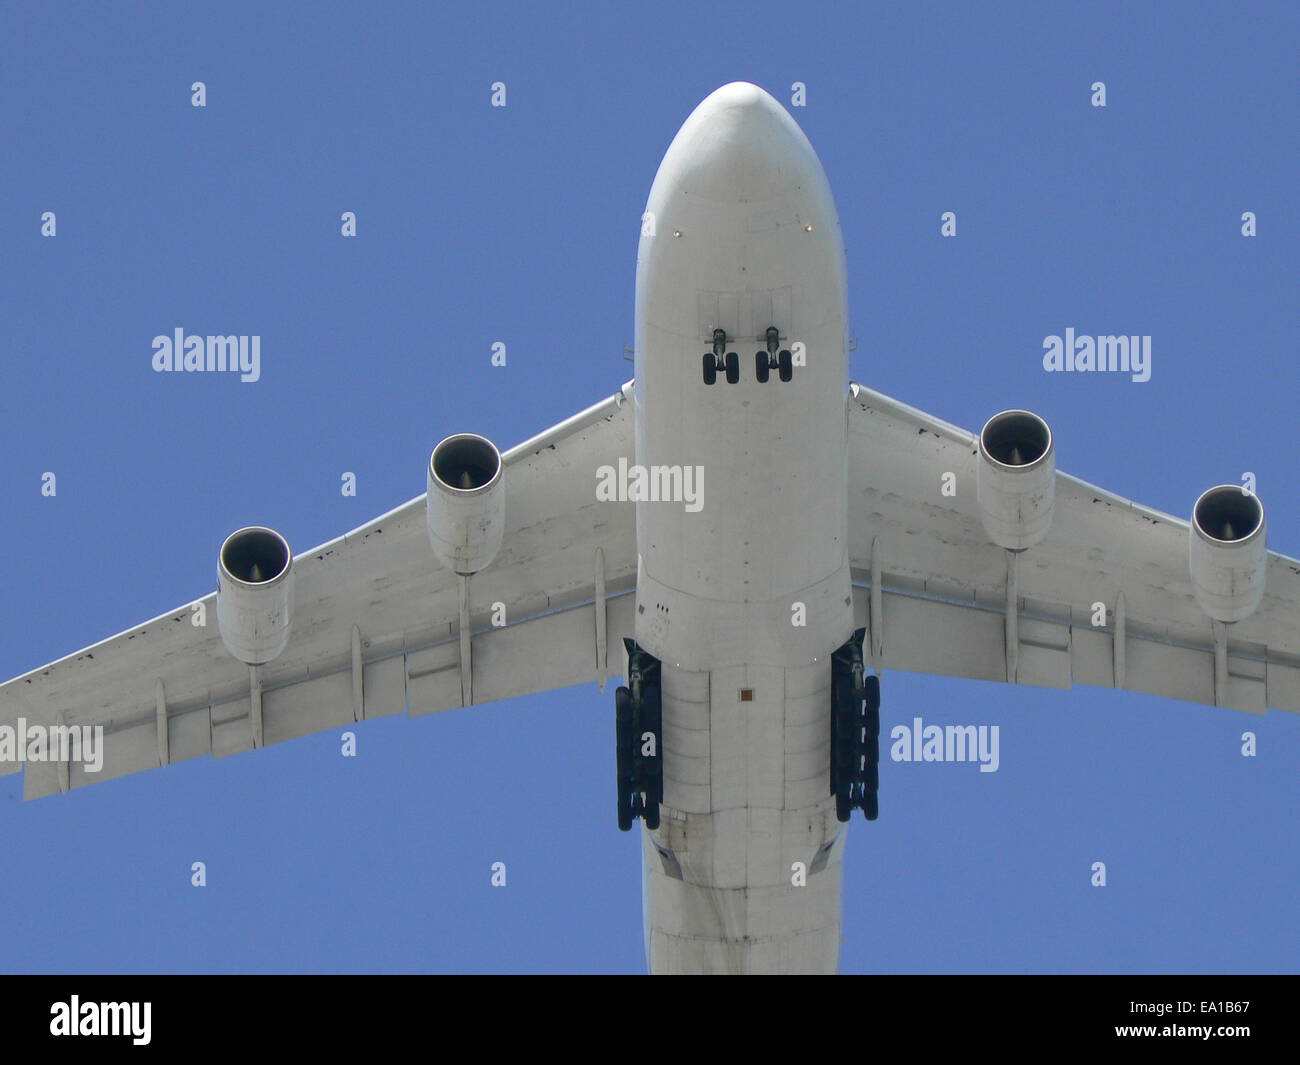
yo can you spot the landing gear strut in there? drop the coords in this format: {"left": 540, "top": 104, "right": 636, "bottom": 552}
{"left": 702, "top": 328, "right": 739, "bottom": 385}
{"left": 755, "top": 326, "right": 794, "bottom": 383}
{"left": 615, "top": 638, "right": 663, "bottom": 830}
{"left": 830, "top": 627, "right": 879, "bottom": 822}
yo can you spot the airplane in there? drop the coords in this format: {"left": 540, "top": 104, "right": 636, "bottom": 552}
{"left": 3, "top": 81, "right": 1298, "bottom": 975}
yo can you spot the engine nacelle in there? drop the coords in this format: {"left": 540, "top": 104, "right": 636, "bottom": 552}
{"left": 216, "top": 526, "right": 294, "bottom": 665}
{"left": 1189, "top": 485, "right": 1266, "bottom": 622}
{"left": 427, "top": 433, "right": 504, "bottom": 575}
{"left": 977, "top": 409, "right": 1055, "bottom": 550}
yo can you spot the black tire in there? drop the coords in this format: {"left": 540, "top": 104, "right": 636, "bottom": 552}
{"left": 702, "top": 353, "right": 717, "bottom": 385}
{"left": 616, "top": 687, "right": 634, "bottom": 831}
{"left": 835, "top": 740, "right": 856, "bottom": 781}
{"left": 755, "top": 351, "right": 769, "bottom": 383}
{"left": 629, "top": 696, "right": 644, "bottom": 792}
{"left": 616, "top": 687, "right": 634, "bottom": 774}
{"left": 725, "top": 351, "right": 739, "bottom": 384}
{"left": 862, "top": 791, "right": 879, "bottom": 821}
{"left": 865, "top": 673, "right": 880, "bottom": 714}
{"left": 833, "top": 681, "right": 857, "bottom": 734}
{"left": 778, "top": 348, "right": 793, "bottom": 382}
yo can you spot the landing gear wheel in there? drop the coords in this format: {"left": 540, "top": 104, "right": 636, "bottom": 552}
{"left": 725, "top": 351, "right": 740, "bottom": 384}
{"left": 644, "top": 723, "right": 662, "bottom": 809}
{"left": 612, "top": 641, "right": 666, "bottom": 833}
{"left": 755, "top": 351, "right": 770, "bottom": 383}
{"left": 778, "top": 349, "right": 793, "bottom": 382}
{"left": 616, "top": 686, "right": 634, "bottom": 831}
{"left": 831, "top": 680, "right": 857, "bottom": 821}
{"left": 830, "top": 628, "right": 881, "bottom": 823}
{"left": 862, "top": 673, "right": 880, "bottom": 821}
{"left": 702, "top": 353, "right": 717, "bottom": 386}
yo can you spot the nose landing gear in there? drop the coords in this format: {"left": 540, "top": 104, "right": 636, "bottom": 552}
{"left": 703, "top": 328, "right": 740, "bottom": 385}
{"left": 755, "top": 326, "right": 794, "bottom": 383}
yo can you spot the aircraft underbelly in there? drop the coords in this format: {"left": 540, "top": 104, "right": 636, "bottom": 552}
{"left": 630, "top": 84, "right": 855, "bottom": 973}
{"left": 641, "top": 660, "right": 847, "bottom": 974}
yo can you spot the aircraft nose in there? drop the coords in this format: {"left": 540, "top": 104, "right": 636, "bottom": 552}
{"left": 663, "top": 82, "right": 817, "bottom": 204}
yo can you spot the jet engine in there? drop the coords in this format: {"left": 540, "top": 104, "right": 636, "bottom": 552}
{"left": 426, "top": 433, "right": 505, "bottom": 574}
{"left": 1189, "top": 485, "right": 1266, "bottom": 622}
{"left": 216, "top": 525, "right": 294, "bottom": 665}
{"left": 976, "top": 409, "right": 1055, "bottom": 550}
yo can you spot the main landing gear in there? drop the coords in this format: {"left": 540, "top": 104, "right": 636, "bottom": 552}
{"left": 615, "top": 638, "right": 663, "bottom": 831}
{"left": 831, "top": 627, "right": 880, "bottom": 822}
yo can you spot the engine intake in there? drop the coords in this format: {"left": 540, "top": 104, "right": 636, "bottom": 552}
{"left": 427, "top": 433, "right": 504, "bottom": 574}
{"left": 977, "top": 409, "right": 1055, "bottom": 550}
{"left": 216, "top": 526, "right": 294, "bottom": 665}
{"left": 1190, "top": 485, "right": 1266, "bottom": 622}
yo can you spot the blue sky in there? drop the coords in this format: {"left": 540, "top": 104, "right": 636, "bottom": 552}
{"left": 1, "top": 1, "right": 1296, "bottom": 973}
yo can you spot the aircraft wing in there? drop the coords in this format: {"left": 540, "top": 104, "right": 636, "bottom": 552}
{"left": 847, "top": 383, "right": 1300, "bottom": 714}
{"left": 1, "top": 384, "right": 637, "bottom": 799}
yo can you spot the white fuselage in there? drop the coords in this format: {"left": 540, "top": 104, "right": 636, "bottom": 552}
{"left": 632, "top": 83, "right": 855, "bottom": 974}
